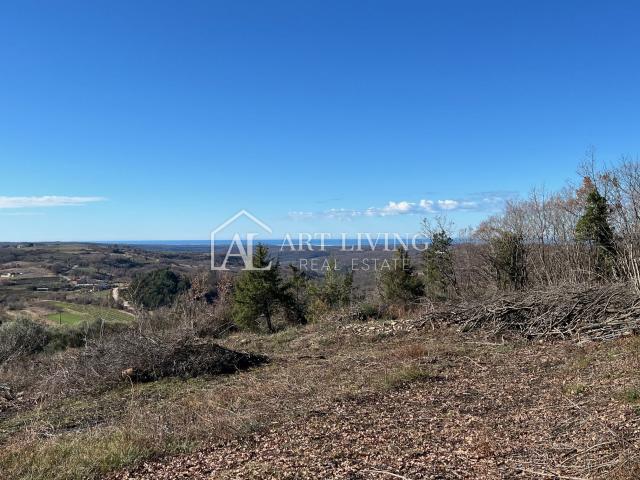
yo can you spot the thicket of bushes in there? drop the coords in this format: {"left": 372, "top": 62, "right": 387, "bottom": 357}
{"left": 0, "top": 316, "right": 132, "bottom": 367}
{"left": 128, "top": 269, "right": 190, "bottom": 309}
{"left": 469, "top": 156, "right": 640, "bottom": 292}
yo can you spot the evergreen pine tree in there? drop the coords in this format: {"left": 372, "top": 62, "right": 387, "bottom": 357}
{"left": 423, "top": 230, "right": 457, "bottom": 300}
{"left": 575, "top": 187, "right": 615, "bottom": 254}
{"left": 232, "top": 244, "right": 286, "bottom": 332}
{"left": 379, "top": 247, "right": 424, "bottom": 306}
{"left": 575, "top": 186, "right": 616, "bottom": 277}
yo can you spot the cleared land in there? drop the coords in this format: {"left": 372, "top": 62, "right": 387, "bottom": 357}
{"left": 2, "top": 316, "right": 640, "bottom": 479}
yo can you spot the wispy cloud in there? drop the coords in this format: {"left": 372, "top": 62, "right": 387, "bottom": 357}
{"left": 0, "top": 211, "right": 46, "bottom": 216}
{"left": 289, "top": 193, "right": 515, "bottom": 220}
{"left": 0, "top": 196, "right": 106, "bottom": 209}
{"left": 288, "top": 211, "right": 315, "bottom": 220}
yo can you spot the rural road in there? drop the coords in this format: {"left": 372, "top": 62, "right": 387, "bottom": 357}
{"left": 112, "top": 287, "right": 132, "bottom": 310}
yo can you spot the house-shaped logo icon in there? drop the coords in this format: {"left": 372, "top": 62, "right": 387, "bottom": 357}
{"left": 210, "top": 210, "right": 272, "bottom": 271}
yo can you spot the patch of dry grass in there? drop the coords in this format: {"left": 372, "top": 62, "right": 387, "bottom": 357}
{"left": 0, "top": 320, "right": 469, "bottom": 479}
{"left": 3, "top": 317, "right": 640, "bottom": 479}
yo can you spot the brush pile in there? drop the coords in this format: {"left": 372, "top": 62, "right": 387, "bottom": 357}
{"left": 117, "top": 337, "right": 269, "bottom": 382}
{"left": 28, "top": 331, "right": 269, "bottom": 398}
{"left": 445, "top": 283, "right": 640, "bottom": 341}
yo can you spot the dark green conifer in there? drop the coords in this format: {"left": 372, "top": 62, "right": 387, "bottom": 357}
{"left": 232, "top": 244, "right": 286, "bottom": 332}
{"left": 379, "top": 247, "right": 424, "bottom": 305}
{"left": 423, "top": 230, "right": 457, "bottom": 300}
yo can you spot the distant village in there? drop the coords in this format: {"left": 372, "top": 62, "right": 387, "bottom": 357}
{"left": 0, "top": 265, "right": 112, "bottom": 293}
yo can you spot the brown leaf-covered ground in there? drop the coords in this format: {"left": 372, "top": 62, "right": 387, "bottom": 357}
{"left": 113, "top": 319, "right": 640, "bottom": 480}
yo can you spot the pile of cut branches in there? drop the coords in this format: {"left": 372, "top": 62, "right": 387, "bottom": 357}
{"left": 442, "top": 283, "right": 640, "bottom": 341}
{"left": 114, "top": 335, "right": 269, "bottom": 382}
{"left": 30, "top": 330, "right": 269, "bottom": 397}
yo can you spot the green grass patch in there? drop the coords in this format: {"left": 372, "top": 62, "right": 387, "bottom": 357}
{"left": 381, "top": 365, "right": 435, "bottom": 390}
{"left": 46, "top": 302, "right": 132, "bottom": 326}
{"left": 563, "top": 383, "right": 588, "bottom": 395}
{"left": 0, "top": 428, "right": 156, "bottom": 480}
{"left": 47, "top": 309, "right": 85, "bottom": 325}
{"left": 618, "top": 388, "right": 640, "bottom": 404}
{"left": 0, "top": 377, "right": 214, "bottom": 479}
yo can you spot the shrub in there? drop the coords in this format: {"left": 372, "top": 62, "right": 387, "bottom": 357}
{"left": 4, "top": 296, "right": 26, "bottom": 311}
{"left": 45, "top": 320, "right": 130, "bottom": 352}
{"left": 308, "top": 260, "right": 354, "bottom": 320}
{"left": 355, "top": 302, "right": 382, "bottom": 321}
{"left": 0, "top": 318, "right": 50, "bottom": 364}
{"left": 171, "top": 272, "right": 236, "bottom": 337}
{"left": 319, "top": 260, "right": 353, "bottom": 308}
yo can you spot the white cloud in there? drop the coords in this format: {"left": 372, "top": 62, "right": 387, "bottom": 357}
{"left": 288, "top": 211, "right": 314, "bottom": 220}
{"left": 381, "top": 201, "right": 415, "bottom": 215}
{"left": 437, "top": 199, "right": 459, "bottom": 210}
{"left": 289, "top": 194, "right": 513, "bottom": 220}
{"left": 419, "top": 199, "right": 435, "bottom": 212}
{"left": 0, "top": 211, "right": 46, "bottom": 216}
{"left": 0, "top": 196, "right": 106, "bottom": 209}
{"left": 326, "top": 208, "right": 362, "bottom": 220}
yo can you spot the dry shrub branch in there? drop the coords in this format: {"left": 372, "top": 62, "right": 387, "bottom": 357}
{"left": 6, "top": 328, "right": 267, "bottom": 400}
{"left": 442, "top": 283, "right": 640, "bottom": 341}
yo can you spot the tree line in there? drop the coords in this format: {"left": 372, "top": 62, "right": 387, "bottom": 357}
{"left": 128, "top": 153, "right": 640, "bottom": 333}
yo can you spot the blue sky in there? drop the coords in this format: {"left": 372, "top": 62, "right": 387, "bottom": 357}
{"left": 1, "top": 1, "right": 640, "bottom": 241}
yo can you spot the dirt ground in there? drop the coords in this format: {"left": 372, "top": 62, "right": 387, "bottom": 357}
{"left": 110, "top": 319, "right": 640, "bottom": 480}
